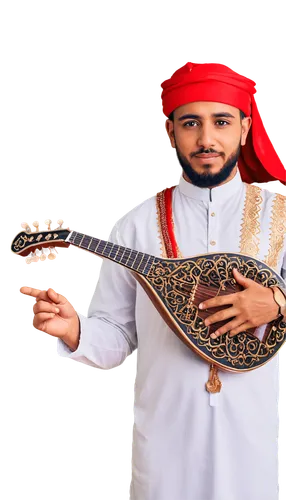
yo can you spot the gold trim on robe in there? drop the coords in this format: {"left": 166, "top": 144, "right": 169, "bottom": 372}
{"left": 265, "top": 193, "right": 286, "bottom": 271}
{"left": 239, "top": 184, "right": 263, "bottom": 258}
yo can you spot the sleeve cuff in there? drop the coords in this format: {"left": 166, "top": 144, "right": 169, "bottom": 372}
{"left": 57, "top": 313, "right": 86, "bottom": 358}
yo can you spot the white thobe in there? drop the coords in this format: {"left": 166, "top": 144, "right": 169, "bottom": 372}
{"left": 58, "top": 169, "right": 286, "bottom": 500}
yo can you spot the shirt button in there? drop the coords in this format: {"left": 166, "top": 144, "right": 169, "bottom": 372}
{"left": 211, "top": 212, "right": 216, "bottom": 217}
{"left": 210, "top": 240, "right": 216, "bottom": 246}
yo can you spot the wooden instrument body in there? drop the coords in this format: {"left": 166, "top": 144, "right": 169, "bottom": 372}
{"left": 133, "top": 252, "right": 286, "bottom": 373}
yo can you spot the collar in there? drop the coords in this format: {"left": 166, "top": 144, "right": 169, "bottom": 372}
{"left": 178, "top": 168, "right": 244, "bottom": 203}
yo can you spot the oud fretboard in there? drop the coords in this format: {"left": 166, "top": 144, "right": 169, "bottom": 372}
{"left": 68, "top": 231, "right": 155, "bottom": 275}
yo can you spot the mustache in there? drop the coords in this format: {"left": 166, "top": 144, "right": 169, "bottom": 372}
{"left": 191, "top": 148, "right": 222, "bottom": 157}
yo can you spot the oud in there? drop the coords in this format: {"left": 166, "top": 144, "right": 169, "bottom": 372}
{"left": 12, "top": 220, "right": 286, "bottom": 375}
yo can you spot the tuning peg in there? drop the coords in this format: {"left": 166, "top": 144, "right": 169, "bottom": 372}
{"left": 44, "top": 217, "right": 54, "bottom": 230}
{"left": 56, "top": 217, "right": 65, "bottom": 228}
{"left": 39, "top": 247, "right": 58, "bottom": 263}
{"left": 37, "top": 247, "right": 47, "bottom": 264}
{"left": 26, "top": 251, "right": 39, "bottom": 263}
{"left": 48, "top": 247, "right": 59, "bottom": 262}
{"left": 30, "top": 219, "right": 42, "bottom": 232}
{"left": 38, "top": 252, "right": 49, "bottom": 264}
{"left": 21, "top": 222, "right": 31, "bottom": 233}
{"left": 18, "top": 220, "right": 29, "bottom": 231}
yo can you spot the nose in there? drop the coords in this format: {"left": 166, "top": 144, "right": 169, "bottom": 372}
{"left": 196, "top": 124, "right": 216, "bottom": 150}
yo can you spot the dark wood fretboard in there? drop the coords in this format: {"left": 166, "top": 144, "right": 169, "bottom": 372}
{"left": 68, "top": 231, "right": 155, "bottom": 276}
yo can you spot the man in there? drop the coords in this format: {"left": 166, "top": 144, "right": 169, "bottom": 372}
{"left": 21, "top": 62, "right": 286, "bottom": 500}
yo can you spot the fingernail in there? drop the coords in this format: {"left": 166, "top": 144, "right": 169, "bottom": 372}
{"left": 55, "top": 308, "right": 60, "bottom": 313}
{"left": 50, "top": 313, "right": 55, "bottom": 317}
{"left": 199, "top": 303, "right": 204, "bottom": 310}
{"left": 210, "top": 333, "right": 217, "bottom": 339}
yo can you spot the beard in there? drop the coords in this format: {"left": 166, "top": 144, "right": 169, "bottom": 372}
{"left": 174, "top": 139, "right": 241, "bottom": 188}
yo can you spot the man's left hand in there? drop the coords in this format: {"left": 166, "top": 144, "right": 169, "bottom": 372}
{"left": 198, "top": 268, "right": 279, "bottom": 339}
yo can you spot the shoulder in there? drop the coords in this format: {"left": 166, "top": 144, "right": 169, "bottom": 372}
{"left": 112, "top": 186, "right": 177, "bottom": 248}
{"left": 115, "top": 194, "right": 157, "bottom": 231}
{"left": 244, "top": 182, "right": 286, "bottom": 207}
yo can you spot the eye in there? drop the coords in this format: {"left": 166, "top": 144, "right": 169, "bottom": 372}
{"left": 216, "top": 120, "right": 229, "bottom": 126}
{"left": 183, "top": 120, "right": 230, "bottom": 128}
{"left": 183, "top": 121, "right": 198, "bottom": 127}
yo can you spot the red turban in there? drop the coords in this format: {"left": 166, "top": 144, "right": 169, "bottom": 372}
{"left": 161, "top": 62, "right": 286, "bottom": 185}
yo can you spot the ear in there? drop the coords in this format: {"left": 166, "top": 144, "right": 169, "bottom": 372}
{"left": 165, "top": 119, "right": 176, "bottom": 148}
{"left": 241, "top": 116, "right": 252, "bottom": 146}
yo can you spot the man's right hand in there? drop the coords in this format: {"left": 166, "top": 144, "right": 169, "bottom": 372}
{"left": 20, "top": 287, "right": 80, "bottom": 351}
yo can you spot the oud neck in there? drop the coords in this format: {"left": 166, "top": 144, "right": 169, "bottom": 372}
{"left": 67, "top": 230, "right": 155, "bottom": 276}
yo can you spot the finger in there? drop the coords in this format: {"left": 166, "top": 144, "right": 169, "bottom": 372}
{"left": 199, "top": 293, "right": 236, "bottom": 310}
{"left": 33, "top": 312, "right": 56, "bottom": 331}
{"left": 210, "top": 317, "right": 243, "bottom": 339}
{"left": 205, "top": 307, "right": 238, "bottom": 327}
{"left": 229, "top": 322, "right": 253, "bottom": 338}
{"left": 22, "top": 287, "right": 63, "bottom": 306}
{"left": 46, "top": 288, "right": 66, "bottom": 305}
{"left": 21, "top": 287, "right": 55, "bottom": 305}
{"left": 33, "top": 301, "right": 60, "bottom": 315}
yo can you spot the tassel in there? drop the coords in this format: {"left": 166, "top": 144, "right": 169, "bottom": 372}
{"left": 205, "top": 364, "right": 222, "bottom": 393}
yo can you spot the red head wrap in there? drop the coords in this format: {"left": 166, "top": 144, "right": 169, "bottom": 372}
{"left": 161, "top": 62, "right": 286, "bottom": 185}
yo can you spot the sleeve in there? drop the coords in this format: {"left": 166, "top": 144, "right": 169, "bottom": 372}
{"left": 57, "top": 222, "right": 138, "bottom": 369}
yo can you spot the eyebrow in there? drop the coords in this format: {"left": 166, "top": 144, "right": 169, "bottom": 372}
{"left": 178, "top": 112, "right": 236, "bottom": 121}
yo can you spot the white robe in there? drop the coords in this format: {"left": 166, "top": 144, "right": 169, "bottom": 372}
{"left": 58, "top": 169, "right": 286, "bottom": 500}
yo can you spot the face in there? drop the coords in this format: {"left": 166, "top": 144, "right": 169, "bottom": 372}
{"left": 165, "top": 101, "right": 252, "bottom": 188}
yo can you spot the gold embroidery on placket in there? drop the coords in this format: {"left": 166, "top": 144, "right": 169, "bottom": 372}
{"left": 239, "top": 184, "right": 263, "bottom": 257}
{"left": 264, "top": 193, "right": 286, "bottom": 271}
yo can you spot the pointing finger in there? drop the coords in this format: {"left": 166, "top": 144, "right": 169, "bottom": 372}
{"left": 21, "top": 287, "right": 67, "bottom": 306}
{"left": 20, "top": 287, "right": 55, "bottom": 304}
